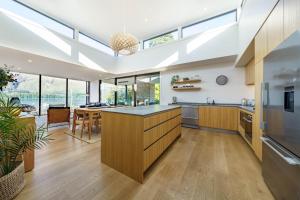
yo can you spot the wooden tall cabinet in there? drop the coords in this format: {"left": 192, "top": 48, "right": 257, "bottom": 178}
{"left": 245, "top": 58, "right": 255, "bottom": 85}
{"left": 252, "top": 0, "right": 299, "bottom": 161}
{"left": 253, "top": 61, "right": 264, "bottom": 161}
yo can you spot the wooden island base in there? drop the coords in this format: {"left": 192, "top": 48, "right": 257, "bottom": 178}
{"left": 101, "top": 106, "right": 181, "bottom": 183}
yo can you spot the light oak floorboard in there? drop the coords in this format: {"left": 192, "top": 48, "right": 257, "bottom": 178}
{"left": 16, "top": 128, "right": 273, "bottom": 200}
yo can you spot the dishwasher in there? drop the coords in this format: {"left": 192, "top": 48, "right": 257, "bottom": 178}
{"left": 181, "top": 105, "right": 199, "bottom": 128}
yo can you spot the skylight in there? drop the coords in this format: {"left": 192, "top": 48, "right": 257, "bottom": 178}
{"left": 0, "top": 0, "right": 74, "bottom": 38}
{"left": 143, "top": 30, "right": 178, "bottom": 49}
{"left": 182, "top": 10, "right": 237, "bottom": 38}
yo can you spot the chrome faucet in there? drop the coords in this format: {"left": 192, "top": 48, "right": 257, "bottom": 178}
{"left": 206, "top": 97, "right": 212, "bottom": 104}
{"left": 206, "top": 97, "right": 215, "bottom": 104}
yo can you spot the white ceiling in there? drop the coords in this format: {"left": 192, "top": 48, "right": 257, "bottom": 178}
{"left": 18, "top": 0, "right": 241, "bottom": 45}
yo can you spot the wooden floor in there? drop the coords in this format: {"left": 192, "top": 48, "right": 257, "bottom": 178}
{"left": 16, "top": 128, "right": 274, "bottom": 200}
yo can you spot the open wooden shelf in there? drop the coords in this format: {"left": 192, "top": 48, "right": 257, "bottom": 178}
{"left": 173, "top": 79, "right": 201, "bottom": 84}
{"left": 172, "top": 87, "right": 201, "bottom": 91}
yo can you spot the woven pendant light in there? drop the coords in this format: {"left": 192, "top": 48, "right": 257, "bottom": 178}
{"left": 110, "top": 32, "right": 138, "bottom": 55}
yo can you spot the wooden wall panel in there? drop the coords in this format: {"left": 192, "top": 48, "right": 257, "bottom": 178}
{"left": 101, "top": 112, "right": 144, "bottom": 182}
{"left": 267, "top": 0, "right": 284, "bottom": 52}
{"left": 255, "top": 25, "right": 268, "bottom": 64}
{"left": 284, "top": 0, "right": 300, "bottom": 39}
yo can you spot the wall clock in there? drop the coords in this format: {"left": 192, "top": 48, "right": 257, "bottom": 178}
{"left": 216, "top": 75, "right": 228, "bottom": 85}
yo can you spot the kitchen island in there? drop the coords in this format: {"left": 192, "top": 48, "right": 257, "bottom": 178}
{"left": 101, "top": 105, "right": 181, "bottom": 183}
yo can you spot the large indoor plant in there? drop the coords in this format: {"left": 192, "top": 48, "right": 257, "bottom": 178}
{"left": 0, "top": 66, "right": 16, "bottom": 91}
{"left": 0, "top": 94, "right": 50, "bottom": 200}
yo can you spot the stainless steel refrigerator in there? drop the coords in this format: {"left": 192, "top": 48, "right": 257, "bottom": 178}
{"left": 261, "top": 30, "right": 300, "bottom": 200}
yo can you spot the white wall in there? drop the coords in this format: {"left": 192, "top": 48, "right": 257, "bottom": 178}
{"left": 90, "top": 80, "right": 99, "bottom": 103}
{"left": 116, "top": 24, "right": 239, "bottom": 74}
{"left": 0, "top": 10, "right": 116, "bottom": 77}
{"left": 160, "top": 61, "right": 254, "bottom": 105}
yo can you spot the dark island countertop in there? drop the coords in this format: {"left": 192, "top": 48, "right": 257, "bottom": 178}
{"left": 101, "top": 105, "right": 181, "bottom": 116}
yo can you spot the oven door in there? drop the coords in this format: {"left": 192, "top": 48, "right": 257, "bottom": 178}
{"left": 243, "top": 114, "right": 252, "bottom": 144}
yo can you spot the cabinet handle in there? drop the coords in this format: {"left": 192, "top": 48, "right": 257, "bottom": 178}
{"left": 261, "top": 137, "right": 300, "bottom": 166}
{"left": 242, "top": 117, "right": 252, "bottom": 123}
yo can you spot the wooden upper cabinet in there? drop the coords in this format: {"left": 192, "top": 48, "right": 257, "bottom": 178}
{"left": 245, "top": 58, "right": 255, "bottom": 85}
{"left": 284, "top": 0, "right": 300, "bottom": 39}
{"left": 266, "top": 0, "right": 284, "bottom": 52}
{"left": 255, "top": 24, "right": 268, "bottom": 64}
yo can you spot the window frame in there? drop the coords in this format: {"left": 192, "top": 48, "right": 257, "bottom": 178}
{"left": 11, "top": 0, "right": 75, "bottom": 38}
{"left": 182, "top": 9, "right": 237, "bottom": 38}
{"left": 100, "top": 72, "right": 160, "bottom": 107}
{"left": 2, "top": 71, "right": 89, "bottom": 115}
{"left": 67, "top": 78, "right": 88, "bottom": 109}
{"left": 143, "top": 29, "right": 178, "bottom": 49}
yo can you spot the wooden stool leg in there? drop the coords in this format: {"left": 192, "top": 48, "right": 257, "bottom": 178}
{"left": 81, "top": 124, "right": 84, "bottom": 138}
{"left": 88, "top": 124, "right": 91, "bottom": 140}
{"left": 72, "top": 123, "right": 75, "bottom": 135}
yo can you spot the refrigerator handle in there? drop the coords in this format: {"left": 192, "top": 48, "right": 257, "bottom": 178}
{"left": 261, "top": 137, "right": 300, "bottom": 166}
{"left": 260, "top": 82, "right": 269, "bottom": 130}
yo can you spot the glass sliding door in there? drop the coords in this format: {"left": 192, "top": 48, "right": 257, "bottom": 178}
{"left": 116, "top": 77, "right": 134, "bottom": 106}
{"left": 2, "top": 72, "right": 39, "bottom": 115}
{"left": 41, "top": 76, "right": 66, "bottom": 114}
{"left": 101, "top": 79, "right": 115, "bottom": 105}
{"left": 136, "top": 73, "right": 160, "bottom": 106}
{"left": 68, "top": 79, "right": 86, "bottom": 109}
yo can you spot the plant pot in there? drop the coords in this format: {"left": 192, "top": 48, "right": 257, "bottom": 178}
{"left": 0, "top": 161, "right": 25, "bottom": 200}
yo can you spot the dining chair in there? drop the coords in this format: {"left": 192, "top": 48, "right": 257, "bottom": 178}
{"left": 91, "top": 111, "right": 101, "bottom": 133}
{"left": 73, "top": 109, "right": 89, "bottom": 137}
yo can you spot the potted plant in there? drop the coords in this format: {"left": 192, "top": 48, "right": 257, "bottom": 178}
{"left": 0, "top": 66, "right": 16, "bottom": 91}
{"left": 0, "top": 94, "right": 50, "bottom": 200}
{"left": 171, "top": 75, "right": 179, "bottom": 85}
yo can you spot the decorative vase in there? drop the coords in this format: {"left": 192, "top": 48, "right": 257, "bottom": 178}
{"left": 0, "top": 161, "right": 25, "bottom": 200}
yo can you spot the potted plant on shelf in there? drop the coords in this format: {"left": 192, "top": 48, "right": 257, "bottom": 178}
{"left": 0, "top": 94, "right": 50, "bottom": 200}
{"left": 171, "top": 75, "right": 179, "bottom": 85}
{"left": 0, "top": 66, "right": 16, "bottom": 91}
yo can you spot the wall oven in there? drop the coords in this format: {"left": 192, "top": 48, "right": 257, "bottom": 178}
{"left": 240, "top": 111, "right": 253, "bottom": 144}
{"left": 244, "top": 113, "right": 252, "bottom": 144}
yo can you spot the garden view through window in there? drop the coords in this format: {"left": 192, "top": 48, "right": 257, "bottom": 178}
{"left": 41, "top": 76, "right": 66, "bottom": 114}
{"left": 2, "top": 72, "right": 39, "bottom": 115}
{"left": 68, "top": 79, "right": 87, "bottom": 110}
{"left": 143, "top": 31, "right": 178, "bottom": 49}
